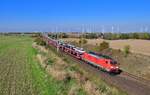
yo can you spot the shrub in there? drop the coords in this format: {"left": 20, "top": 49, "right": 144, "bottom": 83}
{"left": 34, "top": 37, "right": 46, "bottom": 46}
{"left": 84, "top": 33, "right": 98, "bottom": 39}
{"left": 99, "top": 41, "right": 109, "bottom": 51}
{"left": 79, "top": 38, "right": 88, "bottom": 45}
{"left": 123, "top": 45, "right": 130, "bottom": 57}
{"left": 46, "top": 59, "right": 54, "bottom": 65}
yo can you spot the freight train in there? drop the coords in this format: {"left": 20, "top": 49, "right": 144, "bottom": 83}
{"left": 42, "top": 34, "right": 119, "bottom": 73}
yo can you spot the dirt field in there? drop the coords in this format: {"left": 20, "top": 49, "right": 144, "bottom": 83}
{"left": 63, "top": 38, "right": 150, "bottom": 56}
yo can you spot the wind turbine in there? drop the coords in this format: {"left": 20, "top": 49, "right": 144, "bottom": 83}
{"left": 140, "top": 26, "right": 143, "bottom": 32}
{"left": 144, "top": 26, "right": 148, "bottom": 32}
{"left": 117, "top": 25, "right": 120, "bottom": 33}
{"left": 111, "top": 26, "right": 114, "bottom": 33}
{"left": 81, "top": 25, "right": 84, "bottom": 48}
{"left": 102, "top": 25, "right": 105, "bottom": 33}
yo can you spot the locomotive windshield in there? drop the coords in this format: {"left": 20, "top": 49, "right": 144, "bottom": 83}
{"left": 99, "top": 54, "right": 113, "bottom": 60}
{"left": 89, "top": 51, "right": 113, "bottom": 59}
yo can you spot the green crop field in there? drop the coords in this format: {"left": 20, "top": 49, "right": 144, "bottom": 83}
{"left": 0, "top": 36, "right": 47, "bottom": 95}
{"left": 0, "top": 36, "right": 75, "bottom": 95}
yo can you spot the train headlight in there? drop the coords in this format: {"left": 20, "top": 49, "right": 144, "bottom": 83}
{"left": 116, "top": 66, "right": 119, "bottom": 69}
{"left": 111, "top": 66, "right": 114, "bottom": 69}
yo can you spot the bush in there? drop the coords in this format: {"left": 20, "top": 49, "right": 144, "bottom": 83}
{"left": 79, "top": 38, "right": 88, "bottom": 45}
{"left": 34, "top": 37, "right": 46, "bottom": 46}
{"left": 99, "top": 41, "right": 109, "bottom": 51}
{"left": 123, "top": 45, "right": 130, "bottom": 57}
{"left": 46, "top": 59, "right": 54, "bottom": 65}
{"left": 84, "top": 33, "right": 98, "bottom": 39}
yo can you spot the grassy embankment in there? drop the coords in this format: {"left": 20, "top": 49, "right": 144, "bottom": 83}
{"left": 34, "top": 37, "right": 127, "bottom": 95}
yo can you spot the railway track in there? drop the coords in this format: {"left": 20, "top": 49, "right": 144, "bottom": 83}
{"left": 120, "top": 71, "right": 150, "bottom": 87}
{"left": 47, "top": 45, "right": 150, "bottom": 95}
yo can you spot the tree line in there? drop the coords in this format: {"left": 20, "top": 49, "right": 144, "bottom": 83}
{"left": 47, "top": 32, "right": 150, "bottom": 40}
{"left": 102, "top": 32, "right": 150, "bottom": 40}
{"left": 78, "top": 32, "right": 150, "bottom": 40}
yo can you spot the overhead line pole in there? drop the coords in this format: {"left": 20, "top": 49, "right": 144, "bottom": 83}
{"left": 56, "top": 26, "right": 59, "bottom": 52}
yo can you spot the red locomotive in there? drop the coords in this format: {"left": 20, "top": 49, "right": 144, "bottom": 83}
{"left": 82, "top": 52, "right": 119, "bottom": 73}
{"left": 42, "top": 35, "right": 119, "bottom": 73}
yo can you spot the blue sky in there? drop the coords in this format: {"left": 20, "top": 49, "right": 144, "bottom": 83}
{"left": 0, "top": 0, "right": 150, "bottom": 32}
